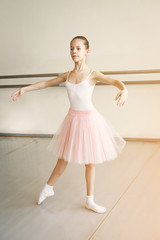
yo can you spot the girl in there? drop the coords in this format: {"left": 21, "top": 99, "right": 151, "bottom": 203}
{"left": 11, "top": 36, "right": 128, "bottom": 214}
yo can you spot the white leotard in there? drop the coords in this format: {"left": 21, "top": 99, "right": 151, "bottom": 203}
{"left": 65, "top": 71, "right": 96, "bottom": 111}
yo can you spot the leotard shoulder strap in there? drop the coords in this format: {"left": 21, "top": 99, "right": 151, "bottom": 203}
{"left": 66, "top": 71, "right": 70, "bottom": 81}
{"left": 86, "top": 70, "right": 93, "bottom": 80}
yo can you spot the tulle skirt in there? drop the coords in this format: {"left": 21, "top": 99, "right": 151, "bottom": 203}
{"left": 47, "top": 107, "right": 126, "bottom": 164}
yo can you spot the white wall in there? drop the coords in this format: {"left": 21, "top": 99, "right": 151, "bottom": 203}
{"left": 0, "top": 0, "right": 160, "bottom": 74}
{"left": 0, "top": 0, "right": 160, "bottom": 138}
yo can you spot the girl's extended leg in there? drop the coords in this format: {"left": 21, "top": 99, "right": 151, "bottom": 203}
{"left": 47, "top": 158, "right": 68, "bottom": 186}
{"left": 85, "top": 164, "right": 107, "bottom": 213}
{"left": 38, "top": 158, "right": 68, "bottom": 204}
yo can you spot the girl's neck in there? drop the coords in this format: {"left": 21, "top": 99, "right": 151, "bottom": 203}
{"left": 73, "top": 60, "right": 89, "bottom": 73}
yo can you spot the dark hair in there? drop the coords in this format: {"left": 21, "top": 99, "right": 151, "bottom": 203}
{"left": 71, "top": 36, "right": 89, "bottom": 49}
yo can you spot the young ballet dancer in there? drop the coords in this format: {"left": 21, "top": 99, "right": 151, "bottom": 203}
{"left": 11, "top": 36, "right": 128, "bottom": 214}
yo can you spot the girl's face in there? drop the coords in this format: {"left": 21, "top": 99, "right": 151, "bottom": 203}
{"left": 70, "top": 39, "right": 89, "bottom": 62}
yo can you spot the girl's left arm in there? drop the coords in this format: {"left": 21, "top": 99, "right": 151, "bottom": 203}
{"left": 93, "top": 71, "right": 128, "bottom": 106}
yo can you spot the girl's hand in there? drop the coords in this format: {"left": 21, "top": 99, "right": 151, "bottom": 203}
{"left": 114, "top": 89, "right": 128, "bottom": 106}
{"left": 11, "top": 88, "right": 24, "bottom": 101}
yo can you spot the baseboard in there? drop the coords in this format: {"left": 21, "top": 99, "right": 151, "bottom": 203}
{"left": 0, "top": 133, "right": 160, "bottom": 142}
{"left": 0, "top": 133, "right": 54, "bottom": 138}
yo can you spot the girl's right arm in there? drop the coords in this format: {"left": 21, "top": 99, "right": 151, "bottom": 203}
{"left": 11, "top": 72, "right": 68, "bottom": 101}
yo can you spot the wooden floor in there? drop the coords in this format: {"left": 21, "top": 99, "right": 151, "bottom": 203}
{"left": 0, "top": 137, "right": 160, "bottom": 240}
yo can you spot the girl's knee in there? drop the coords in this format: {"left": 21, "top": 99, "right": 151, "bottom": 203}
{"left": 58, "top": 158, "right": 68, "bottom": 167}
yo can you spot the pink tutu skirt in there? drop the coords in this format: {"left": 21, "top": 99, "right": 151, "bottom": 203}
{"left": 47, "top": 107, "right": 126, "bottom": 164}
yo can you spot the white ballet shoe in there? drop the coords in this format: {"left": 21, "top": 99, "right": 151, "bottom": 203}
{"left": 38, "top": 184, "right": 54, "bottom": 205}
{"left": 85, "top": 195, "right": 107, "bottom": 214}
{"left": 85, "top": 202, "right": 107, "bottom": 213}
